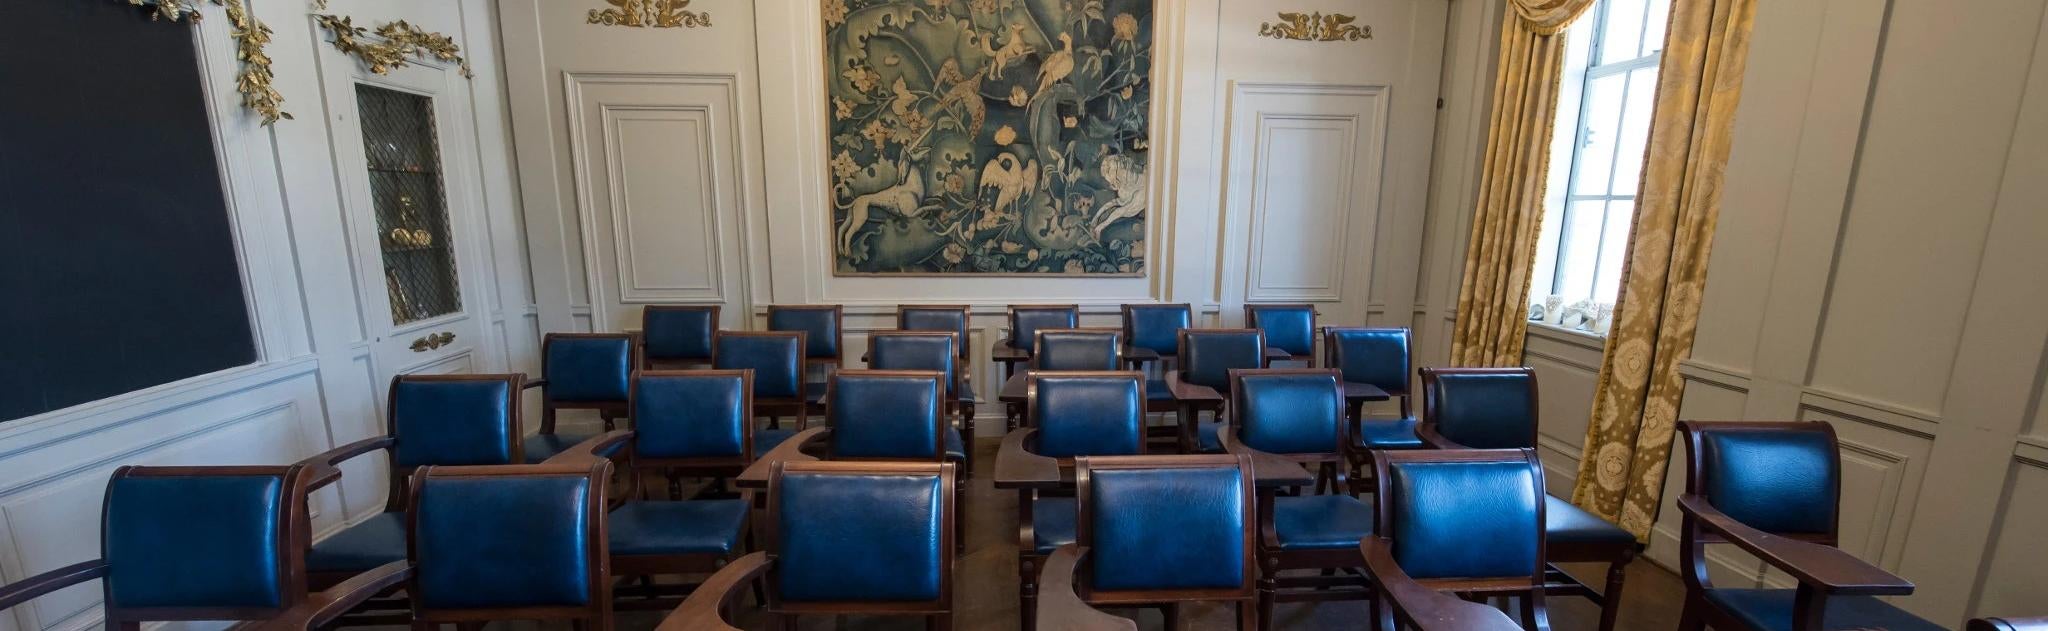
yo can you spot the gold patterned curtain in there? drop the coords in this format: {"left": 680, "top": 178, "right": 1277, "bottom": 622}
{"left": 1448, "top": 0, "right": 1595, "bottom": 367}
{"left": 1570, "top": 0, "right": 1760, "bottom": 540}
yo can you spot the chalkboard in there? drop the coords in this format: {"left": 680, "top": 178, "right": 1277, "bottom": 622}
{"left": 0, "top": 0, "right": 259, "bottom": 421}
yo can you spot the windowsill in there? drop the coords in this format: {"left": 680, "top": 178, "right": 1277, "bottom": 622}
{"left": 1526, "top": 321, "right": 1609, "bottom": 351}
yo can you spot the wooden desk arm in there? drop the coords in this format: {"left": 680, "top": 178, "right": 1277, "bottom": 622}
{"left": 994, "top": 430, "right": 1060, "bottom": 489}
{"left": 1037, "top": 545, "right": 1137, "bottom": 631}
{"left": 1360, "top": 538, "right": 1523, "bottom": 631}
{"left": 295, "top": 436, "right": 397, "bottom": 493}
{"left": 1413, "top": 425, "right": 1468, "bottom": 450}
{"left": 522, "top": 379, "right": 549, "bottom": 390}
{"left": 1217, "top": 425, "right": 1315, "bottom": 491}
{"left": 236, "top": 561, "right": 411, "bottom": 631}
{"left": 541, "top": 430, "right": 635, "bottom": 466}
{"left": 1677, "top": 495, "right": 1913, "bottom": 595}
{"left": 737, "top": 428, "right": 828, "bottom": 486}
{"left": 655, "top": 552, "right": 772, "bottom": 631}
{"left": 0, "top": 561, "right": 107, "bottom": 611}
{"left": 1161, "top": 371, "right": 1223, "bottom": 403}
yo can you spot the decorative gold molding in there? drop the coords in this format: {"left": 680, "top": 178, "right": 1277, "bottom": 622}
{"left": 121, "top": 0, "right": 291, "bottom": 125}
{"left": 587, "top": 0, "right": 712, "bottom": 29}
{"left": 409, "top": 331, "right": 456, "bottom": 352}
{"left": 313, "top": 13, "right": 474, "bottom": 78}
{"left": 1258, "top": 12, "right": 1372, "bottom": 42}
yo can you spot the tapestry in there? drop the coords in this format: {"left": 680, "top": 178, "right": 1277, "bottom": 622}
{"left": 824, "top": 0, "right": 1153, "bottom": 275}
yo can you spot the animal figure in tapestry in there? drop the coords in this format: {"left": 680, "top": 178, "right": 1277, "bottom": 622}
{"left": 825, "top": 0, "right": 1153, "bottom": 275}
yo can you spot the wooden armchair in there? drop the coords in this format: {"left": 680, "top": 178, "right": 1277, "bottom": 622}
{"left": 1419, "top": 366, "right": 1639, "bottom": 631}
{"left": 0, "top": 465, "right": 409, "bottom": 631}
{"left": 897, "top": 304, "right": 973, "bottom": 361}
{"left": 1363, "top": 449, "right": 1553, "bottom": 631}
{"left": 625, "top": 369, "right": 760, "bottom": 496}
{"left": 1675, "top": 421, "right": 1936, "bottom": 631}
{"left": 642, "top": 305, "right": 721, "bottom": 370}
{"left": 1035, "top": 454, "right": 1260, "bottom": 630}
{"left": 652, "top": 461, "right": 958, "bottom": 631}
{"left": 713, "top": 330, "right": 809, "bottom": 436}
{"left": 1174, "top": 329, "right": 1268, "bottom": 453}
{"left": 766, "top": 304, "right": 845, "bottom": 414}
{"left": 1001, "top": 305, "right": 1083, "bottom": 429}
{"left": 403, "top": 460, "right": 615, "bottom": 630}
{"left": 1219, "top": 369, "right": 1375, "bottom": 629}
{"left": 1032, "top": 328, "right": 1126, "bottom": 372}
{"left": 992, "top": 371, "right": 1148, "bottom": 630}
{"left": 867, "top": 331, "right": 976, "bottom": 475}
{"left": 1245, "top": 304, "right": 1318, "bottom": 366}
{"left": 1325, "top": 327, "right": 1424, "bottom": 484}
{"left": 532, "top": 333, "right": 639, "bottom": 461}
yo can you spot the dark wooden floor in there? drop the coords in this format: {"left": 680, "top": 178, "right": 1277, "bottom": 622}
{"left": 407, "top": 439, "right": 1690, "bottom": 630}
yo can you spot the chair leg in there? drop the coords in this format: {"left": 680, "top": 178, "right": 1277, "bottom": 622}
{"left": 780, "top": 613, "right": 799, "bottom": 631}
{"left": 768, "top": 414, "right": 782, "bottom": 430}
{"left": 1163, "top": 603, "right": 1180, "bottom": 631}
{"left": 927, "top": 613, "right": 952, "bottom": 631}
{"left": 1020, "top": 555, "right": 1039, "bottom": 631}
{"left": 411, "top": 623, "right": 435, "bottom": 631}
{"left": 1676, "top": 593, "right": 1706, "bottom": 631}
{"left": 1523, "top": 590, "right": 1550, "bottom": 631}
{"left": 1257, "top": 565, "right": 1277, "bottom": 631}
{"left": 1239, "top": 600, "right": 1257, "bottom": 631}
{"left": 1598, "top": 558, "right": 1629, "bottom": 631}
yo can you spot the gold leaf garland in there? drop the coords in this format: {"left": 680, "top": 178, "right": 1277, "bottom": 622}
{"left": 313, "top": 13, "right": 474, "bottom": 78}
{"left": 1258, "top": 12, "right": 1372, "bottom": 42}
{"left": 588, "top": 0, "right": 712, "bottom": 29}
{"left": 122, "top": 0, "right": 292, "bottom": 125}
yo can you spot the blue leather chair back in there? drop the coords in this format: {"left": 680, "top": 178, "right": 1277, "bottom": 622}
{"left": 1233, "top": 371, "right": 1343, "bottom": 455}
{"left": 899, "top": 307, "right": 970, "bottom": 358}
{"left": 1124, "top": 304, "right": 1192, "bottom": 356}
{"left": 1035, "top": 330, "right": 1122, "bottom": 371}
{"left": 1424, "top": 368, "right": 1536, "bottom": 449}
{"left": 1697, "top": 426, "right": 1838, "bottom": 535}
{"left": 715, "top": 333, "right": 805, "bottom": 399}
{"left": 768, "top": 306, "right": 842, "bottom": 360}
{"left": 1082, "top": 459, "right": 1249, "bottom": 592}
{"left": 1032, "top": 374, "right": 1145, "bottom": 458}
{"left": 1328, "top": 328, "right": 1411, "bottom": 395}
{"left": 1012, "top": 307, "right": 1080, "bottom": 352}
{"left": 411, "top": 467, "right": 599, "bottom": 610}
{"left": 642, "top": 306, "right": 718, "bottom": 362}
{"left": 103, "top": 470, "right": 291, "bottom": 609}
{"left": 544, "top": 335, "right": 633, "bottom": 403}
{"left": 869, "top": 333, "right": 960, "bottom": 397}
{"left": 1180, "top": 330, "right": 1265, "bottom": 390}
{"left": 1383, "top": 456, "right": 1542, "bottom": 580}
{"left": 389, "top": 376, "right": 519, "bottom": 467}
{"left": 632, "top": 372, "right": 749, "bottom": 460}
{"left": 828, "top": 372, "right": 946, "bottom": 459}
{"left": 1247, "top": 305, "right": 1316, "bottom": 356}
{"left": 773, "top": 464, "right": 949, "bottom": 603}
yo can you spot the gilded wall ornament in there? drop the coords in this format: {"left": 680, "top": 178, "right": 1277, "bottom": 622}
{"left": 588, "top": 0, "right": 712, "bottom": 28}
{"left": 1259, "top": 12, "right": 1372, "bottom": 42}
{"left": 314, "top": 13, "right": 474, "bottom": 78}
{"left": 120, "top": 0, "right": 291, "bottom": 125}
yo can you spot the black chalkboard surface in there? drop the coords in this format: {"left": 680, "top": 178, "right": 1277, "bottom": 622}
{"left": 0, "top": 0, "right": 258, "bottom": 421}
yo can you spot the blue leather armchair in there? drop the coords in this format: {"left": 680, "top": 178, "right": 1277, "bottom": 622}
{"left": 654, "top": 461, "right": 957, "bottom": 631}
{"left": 0, "top": 466, "right": 409, "bottom": 631}
{"left": 1362, "top": 449, "right": 1551, "bottom": 631}
{"left": 1032, "top": 328, "right": 1126, "bottom": 371}
{"left": 898, "top": 304, "right": 973, "bottom": 360}
{"left": 1675, "top": 421, "right": 1940, "bottom": 631}
{"left": 1122, "top": 303, "right": 1193, "bottom": 364}
{"left": 1003, "top": 305, "right": 1082, "bottom": 430}
{"left": 868, "top": 331, "right": 976, "bottom": 475}
{"left": 1420, "top": 366, "right": 1639, "bottom": 631}
{"left": 714, "top": 330, "right": 811, "bottom": 442}
{"left": 641, "top": 305, "right": 721, "bottom": 370}
{"left": 1244, "top": 304, "right": 1318, "bottom": 366}
{"left": 534, "top": 333, "right": 637, "bottom": 460}
{"left": 1325, "top": 327, "right": 1422, "bottom": 453}
{"left": 405, "top": 461, "right": 614, "bottom": 629}
{"left": 1034, "top": 454, "right": 1258, "bottom": 631}
{"left": 627, "top": 369, "right": 761, "bottom": 486}
{"left": 1173, "top": 329, "right": 1267, "bottom": 453}
{"left": 992, "top": 371, "right": 1148, "bottom": 630}
{"left": 767, "top": 305, "right": 845, "bottom": 412}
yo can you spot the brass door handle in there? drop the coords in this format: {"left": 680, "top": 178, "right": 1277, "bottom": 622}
{"left": 410, "top": 331, "right": 457, "bottom": 352}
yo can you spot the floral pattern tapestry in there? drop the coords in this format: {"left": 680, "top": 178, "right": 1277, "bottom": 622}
{"left": 824, "top": 0, "right": 1152, "bottom": 275}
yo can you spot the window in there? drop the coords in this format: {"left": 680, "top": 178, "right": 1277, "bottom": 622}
{"left": 1528, "top": 0, "right": 1670, "bottom": 335}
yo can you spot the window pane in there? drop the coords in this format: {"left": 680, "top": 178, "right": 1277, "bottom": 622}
{"left": 1572, "top": 73, "right": 1627, "bottom": 196}
{"left": 1610, "top": 66, "right": 1661, "bottom": 196}
{"left": 358, "top": 85, "right": 463, "bottom": 325}
{"left": 1599, "top": 0, "right": 1647, "bottom": 64}
{"left": 1593, "top": 200, "right": 1635, "bottom": 304}
{"left": 1553, "top": 200, "right": 1608, "bottom": 306}
{"left": 1641, "top": 0, "right": 1672, "bottom": 57}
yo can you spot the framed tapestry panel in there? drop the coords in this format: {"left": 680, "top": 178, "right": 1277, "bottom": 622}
{"left": 824, "top": 0, "right": 1152, "bottom": 275}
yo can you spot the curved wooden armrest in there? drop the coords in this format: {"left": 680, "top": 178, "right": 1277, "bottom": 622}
{"left": 655, "top": 552, "right": 772, "bottom": 631}
{"left": 1037, "top": 545, "right": 1137, "bottom": 631}
{"left": 1971, "top": 616, "right": 2048, "bottom": 631}
{"left": 522, "top": 379, "right": 549, "bottom": 390}
{"left": 1412, "top": 425, "right": 1467, "bottom": 450}
{"left": 0, "top": 561, "right": 107, "bottom": 611}
{"left": 295, "top": 436, "right": 397, "bottom": 492}
{"left": 1217, "top": 426, "right": 1314, "bottom": 489}
{"left": 737, "top": 427, "right": 828, "bottom": 488}
{"left": 236, "top": 561, "right": 412, "bottom": 631}
{"left": 994, "top": 430, "right": 1061, "bottom": 489}
{"left": 1162, "top": 371, "right": 1223, "bottom": 403}
{"left": 541, "top": 430, "right": 635, "bottom": 466}
{"left": 1677, "top": 495, "right": 1912, "bottom": 595}
{"left": 1360, "top": 538, "right": 1522, "bottom": 631}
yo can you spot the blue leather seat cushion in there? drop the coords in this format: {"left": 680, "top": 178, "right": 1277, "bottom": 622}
{"left": 609, "top": 500, "right": 749, "bottom": 556}
{"left": 1033, "top": 497, "right": 1077, "bottom": 554}
{"left": 945, "top": 427, "right": 967, "bottom": 461}
{"left": 1544, "top": 495, "right": 1635, "bottom": 546}
{"left": 1703, "top": 588, "right": 1944, "bottom": 631}
{"left": 1357, "top": 418, "right": 1424, "bottom": 450}
{"left": 308, "top": 512, "right": 406, "bottom": 573}
{"left": 524, "top": 433, "right": 597, "bottom": 463}
{"left": 1273, "top": 495, "right": 1375, "bottom": 550}
{"left": 756, "top": 428, "right": 798, "bottom": 457}
{"left": 1197, "top": 421, "right": 1224, "bottom": 452}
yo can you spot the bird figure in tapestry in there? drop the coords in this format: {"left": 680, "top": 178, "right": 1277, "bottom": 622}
{"left": 1035, "top": 33, "right": 1076, "bottom": 97}
{"left": 934, "top": 59, "right": 987, "bottom": 135}
{"left": 979, "top": 23, "right": 1034, "bottom": 80}
{"left": 979, "top": 153, "right": 1040, "bottom": 215}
